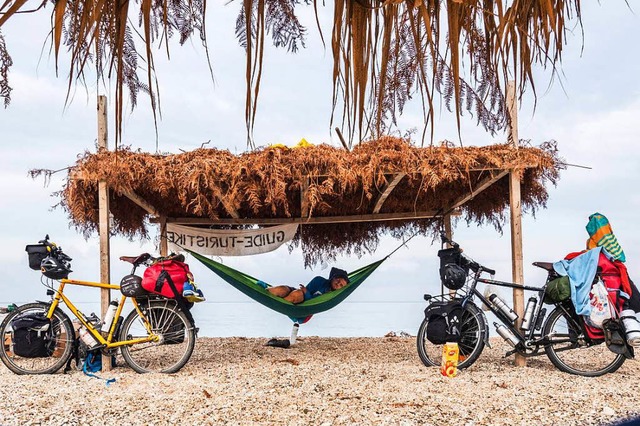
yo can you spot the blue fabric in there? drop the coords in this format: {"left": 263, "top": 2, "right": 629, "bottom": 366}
{"left": 553, "top": 247, "right": 602, "bottom": 315}
{"left": 304, "top": 276, "right": 331, "bottom": 301}
{"left": 82, "top": 352, "right": 116, "bottom": 386}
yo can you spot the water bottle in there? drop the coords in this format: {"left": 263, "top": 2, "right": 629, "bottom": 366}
{"left": 489, "top": 294, "right": 518, "bottom": 322}
{"left": 290, "top": 323, "right": 299, "bottom": 345}
{"left": 521, "top": 297, "right": 538, "bottom": 331}
{"left": 495, "top": 323, "right": 520, "bottom": 347}
{"left": 101, "top": 301, "right": 118, "bottom": 335}
{"left": 78, "top": 326, "right": 100, "bottom": 349}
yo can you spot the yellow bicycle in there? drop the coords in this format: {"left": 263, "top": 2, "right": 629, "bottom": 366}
{"left": 0, "top": 236, "right": 196, "bottom": 374}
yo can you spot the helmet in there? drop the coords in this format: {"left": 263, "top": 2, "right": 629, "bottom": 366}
{"left": 441, "top": 264, "right": 467, "bottom": 290}
{"left": 120, "top": 274, "right": 147, "bottom": 297}
{"left": 40, "top": 255, "right": 72, "bottom": 280}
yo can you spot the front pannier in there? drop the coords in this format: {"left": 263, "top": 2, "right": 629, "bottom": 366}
{"left": 25, "top": 244, "right": 48, "bottom": 270}
{"left": 425, "top": 301, "right": 464, "bottom": 345}
{"left": 10, "top": 312, "right": 54, "bottom": 358}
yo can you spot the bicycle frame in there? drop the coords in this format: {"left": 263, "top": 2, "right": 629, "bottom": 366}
{"left": 460, "top": 267, "right": 550, "bottom": 352}
{"left": 45, "top": 278, "right": 159, "bottom": 349}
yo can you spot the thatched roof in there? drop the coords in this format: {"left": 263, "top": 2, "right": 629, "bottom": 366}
{"left": 56, "top": 137, "right": 562, "bottom": 266}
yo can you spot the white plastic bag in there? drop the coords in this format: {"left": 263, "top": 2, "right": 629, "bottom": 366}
{"left": 588, "top": 280, "right": 614, "bottom": 328}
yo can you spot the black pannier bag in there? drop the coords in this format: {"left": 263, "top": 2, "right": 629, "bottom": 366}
{"left": 25, "top": 244, "right": 48, "bottom": 271}
{"left": 120, "top": 274, "right": 148, "bottom": 297}
{"left": 425, "top": 301, "right": 464, "bottom": 345}
{"left": 11, "top": 312, "right": 54, "bottom": 358}
{"left": 438, "top": 247, "right": 469, "bottom": 289}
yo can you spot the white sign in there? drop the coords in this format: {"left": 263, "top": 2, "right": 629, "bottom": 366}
{"left": 166, "top": 223, "right": 299, "bottom": 256}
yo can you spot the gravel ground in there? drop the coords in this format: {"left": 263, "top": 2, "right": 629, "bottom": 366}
{"left": 0, "top": 336, "right": 638, "bottom": 426}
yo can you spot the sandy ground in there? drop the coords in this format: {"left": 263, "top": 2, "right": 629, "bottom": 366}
{"left": 0, "top": 336, "right": 638, "bottom": 426}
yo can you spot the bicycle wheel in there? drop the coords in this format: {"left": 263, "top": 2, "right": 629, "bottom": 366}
{"left": 417, "top": 302, "right": 486, "bottom": 369}
{"left": 543, "top": 306, "right": 625, "bottom": 377}
{"left": 119, "top": 300, "right": 196, "bottom": 373}
{"left": 0, "top": 302, "right": 74, "bottom": 375}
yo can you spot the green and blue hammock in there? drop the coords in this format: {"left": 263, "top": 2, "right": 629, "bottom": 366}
{"left": 188, "top": 249, "right": 387, "bottom": 323}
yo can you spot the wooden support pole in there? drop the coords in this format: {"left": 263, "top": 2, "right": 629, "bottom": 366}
{"left": 97, "top": 95, "right": 112, "bottom": 371}
{"left": 507, "top": 81, "right": 525, "bottom": 367}
{"left": 444, "top": 213, "right": 453, "bottom": 295}
{"left": 159, "top": 217, "right": 168, "bottom": 257}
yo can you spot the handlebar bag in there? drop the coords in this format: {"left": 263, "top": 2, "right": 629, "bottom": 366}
{"left": 10, "top": 312, "right": 55, "bottom": 358}
{"left": 424, "top": 301, "right": 463, "bottom": 345}
{"left": 142, "top": 260, "right": 192, "bottom": 299}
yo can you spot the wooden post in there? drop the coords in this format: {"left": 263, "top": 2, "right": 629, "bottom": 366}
{"left": 507, "top": 82, "right": 525, "bottom": 367}
{"left": 444, "top": 213, "right": 453, "bottom": 295}
{"left": 97, "top": 95, "right": 112, "bottom": 371}
{"left": 159, "top": 217, "right": 168, "bottom": 256}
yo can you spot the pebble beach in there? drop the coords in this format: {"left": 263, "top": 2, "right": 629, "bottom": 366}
{"left": 0, "top": 336, "right": 638, "bottom": 426}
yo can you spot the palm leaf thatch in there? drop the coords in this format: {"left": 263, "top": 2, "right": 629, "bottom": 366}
{"left": 51, "top": 136, "right": 562, "bottom": 266}
{"left": 0, "top": 1, "right": 582, "bottom": 147}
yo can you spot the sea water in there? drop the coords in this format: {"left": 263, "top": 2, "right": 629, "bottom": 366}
{"left": 0, "top": 300, "right": 425, "bottom": 338}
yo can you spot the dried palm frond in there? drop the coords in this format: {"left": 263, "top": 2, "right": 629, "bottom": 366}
{"left": 0, "top": 29, "right": 12, "bottom": 107}
{"left": 0, "top": 1, "right": 583, "bottom": 149}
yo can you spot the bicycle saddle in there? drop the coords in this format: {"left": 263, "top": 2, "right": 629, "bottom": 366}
{"left": 532, "top": 261, "right": 555, "bottom": 272}
{"left": 119, "top": 253, "right": 151, "bottom": 265}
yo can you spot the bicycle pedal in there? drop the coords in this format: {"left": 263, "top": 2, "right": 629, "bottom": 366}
{"left": 504, "top": 349, "right": 517, "bottom": 358}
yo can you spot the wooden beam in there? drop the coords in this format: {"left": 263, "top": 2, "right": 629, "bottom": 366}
{"left": 444, "top": 213, "right": 453, "bottom": 295}
{"left": 372, "top": 173, "right": 406, "bottom": 214}
{"left": 159, "top": 216, "right": 168, "bottom": 256}
{"left": 97, "top": 95, "right": 111, "bottom": 371}
{"left": 121, "top": 191, "right": 160, "bottom": 217}
{"left": 507, "top": 81, "right": 525, "bottom": 367}
{"left": 156, "top": 210, "right": 456, "bottom": 226}
{"left": 448, "top": 170, "right": 509, "bottom": 210}
{"left": 301, "top": 177, "right": 310, "bottom": 218}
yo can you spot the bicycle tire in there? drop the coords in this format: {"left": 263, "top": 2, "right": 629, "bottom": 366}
{"left": 543, "top": 306, "right": 625, "bottom": 377}
{"left": 0, "top": 302, "right": 74, "bottom": 375}
{"left": 119, "top": 300, "right": 196, "bottom": 373}
{"left": 416, "top": 302, "right": 486, "bottom": 370}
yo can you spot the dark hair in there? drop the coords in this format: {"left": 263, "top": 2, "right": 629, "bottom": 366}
{"left": 329, "top": 267, "right": 349, "bottom": 284}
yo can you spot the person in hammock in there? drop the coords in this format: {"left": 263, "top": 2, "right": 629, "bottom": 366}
{"left": 264, "top": 267, "right": 350, "bottom": 304}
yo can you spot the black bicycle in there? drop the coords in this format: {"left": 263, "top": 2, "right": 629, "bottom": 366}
{"left": 416, "top": 234, "right": 628, "bottom": 377}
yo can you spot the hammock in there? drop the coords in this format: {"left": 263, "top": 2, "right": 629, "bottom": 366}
{"left": 187, "top": 249, "right": 387, "bottom": 321}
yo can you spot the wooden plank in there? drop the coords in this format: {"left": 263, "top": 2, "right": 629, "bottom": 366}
{"left": 301, "top": 177, "right": 310, "bottom": 218}
{"left": 444, "top": 213, "right": 453, "bottom": 295}
{"left": 158, "top": 210, "right": 456, "bottom": 226}
{"left": 507, "top": 81, "right": 525, "bottom": 367}
{"left": 448, "top": 170, "right": 509, "bottom": 210}
{"left": 372, "top": 173, "right": 406, "bottom": 214}
{"left": 159, "top": 217, "right": 168, "bottom": 256}
{"left": 97, "top": 95, "right": 111, "bottom": 371}
{"left": 121, "top": 191, "right": 160, "bottom": 216}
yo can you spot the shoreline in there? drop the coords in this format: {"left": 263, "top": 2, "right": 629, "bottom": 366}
{"left": 0, "top": 336, "right": 638, "bottom": 425}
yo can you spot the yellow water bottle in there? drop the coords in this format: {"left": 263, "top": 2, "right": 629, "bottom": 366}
{"left": 441, "top": 342, "right": 459, "bottom": 377}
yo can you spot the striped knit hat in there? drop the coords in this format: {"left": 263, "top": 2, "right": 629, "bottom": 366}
{"left": 586, "top": 213, "right": 626, "bottom": 262}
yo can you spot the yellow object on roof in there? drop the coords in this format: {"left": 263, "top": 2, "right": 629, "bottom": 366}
{"left": 295, "top": 138, "right": 313, "bottom": 148}
{"left": 268, "top": 138, "right": 313, "bottom": 149}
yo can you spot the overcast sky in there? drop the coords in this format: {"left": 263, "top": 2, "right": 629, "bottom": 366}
{"left": 0, "top": 2, "right": 639, "bottom": 336}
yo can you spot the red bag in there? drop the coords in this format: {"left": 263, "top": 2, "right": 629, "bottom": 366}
{"left": 565, "top": 251, "right": 629, "bottom": 341}
{"left": 142, "top": 260, "right": 192, "bottom": 298}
